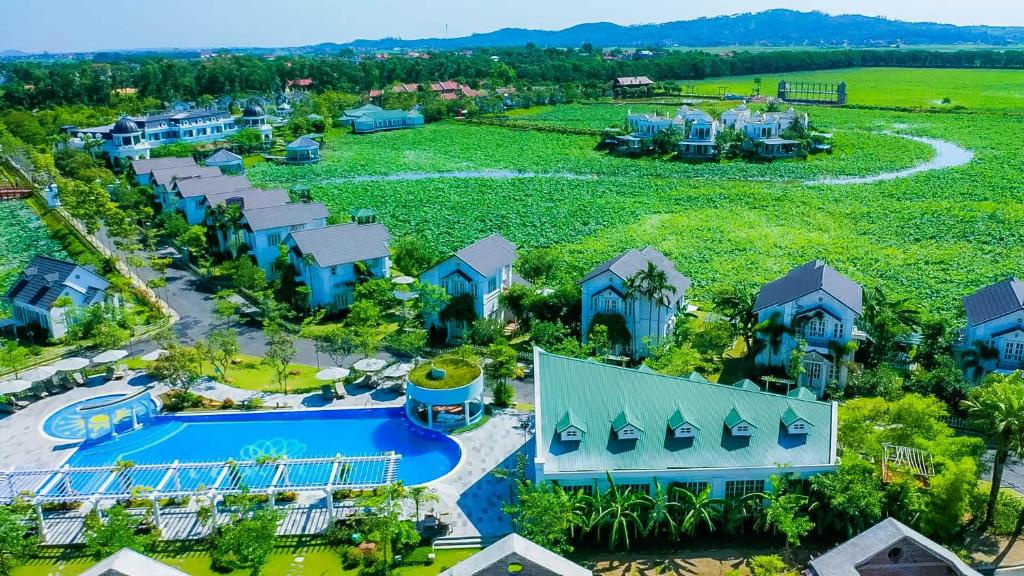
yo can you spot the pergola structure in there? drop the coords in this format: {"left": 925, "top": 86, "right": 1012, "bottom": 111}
{"left": 0, "top": 453, "right": 400, "bottom": 542}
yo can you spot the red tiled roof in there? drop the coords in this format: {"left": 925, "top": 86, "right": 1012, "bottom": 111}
{"left": 288, "top": 78, "right": 313, "bottom": 88}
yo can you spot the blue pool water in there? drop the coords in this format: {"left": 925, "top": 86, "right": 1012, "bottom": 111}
{"left": 43, "top": 394, "right": 160, "bottom": 440}
{"left": 64, "top": 407, "right": 462, "bottom": 486}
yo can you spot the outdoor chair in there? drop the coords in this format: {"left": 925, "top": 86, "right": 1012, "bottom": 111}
{"left": 321, "top": 385, "right": 335, "bottom": 401}
{"left": 333, "top": 383, "right": 346, "bottom": 399}
{"left": 44, "top": 380, "right": 63, "bottom": 395}
{"left": 71, "top": 373, "right": 85, "bottom": 387}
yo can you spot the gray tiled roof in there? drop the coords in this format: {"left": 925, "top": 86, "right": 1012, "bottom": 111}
{"left": 754, "top": 260, "right": 863, "bottom": 314}
{"left": 81, "top": 548, "right": 188, "bottom": 576}
{"left": 242, "top": 202, "right": 329, "bottom": 231}
{"left": 581, "top": 246, "right": 691, "bottom": 305}
{"left": 130, "top": 156, "right": 196, "bottom": 176}
{"left": 204, "top": 149, "right": 243, "bottom": 164}
{"left": 5, "top": 256, "right": 107, "bottom": 311}
{"left": 286, "top": 136, "right": 320, "bottom": 149}
{"left": 205, "top": 188, "right": 290, "bottom": 210}
{"left": 964, "top": 278, "right": 1024, "bottom": 326}
{"left": 808, "top": 518, "right": 981, "bottom": 576}
{"left": 439, "top": 533, "right": 591, "bottom": 576}
{"left": 454, "top": 233, "right": 517, "bottom": 277}
{"left": 150, "top": 166, "right": 221, "bottom": 188}
{"left": 289, "top": 223, "right": 391, "bottom": 268}
{"left": 174, "top": 175, "right": 252, "bottom": 199}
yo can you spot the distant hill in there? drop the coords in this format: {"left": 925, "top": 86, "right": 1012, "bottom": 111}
{"left": 336, "top": 10, "right": 1024, "bottom": 50}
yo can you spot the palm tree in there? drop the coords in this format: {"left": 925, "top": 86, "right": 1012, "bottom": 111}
{"left": 961, "top": 340, "right": 1000, "bottom": 383}
{"left": 595, "top": 475, "right": 648, "bottom": 551}
{"left": 553, "top": 484, "right": 591, "bottom": 540}
{"left": 584, "top": 479, "right": 609, "bottom": 542}
{"left": 406, "top": 486, "right": 439, "bottom": 521}
{"left": 712, "top": 286, "right": 758, "bottom": 357}
{"left": 642, "top": 479, "right": 680, "bottom": 538}
{"left": 674, "top": 484, "right": 721, "bottom": 537}
{"left": 862, "top": 286, "right": 922, "bottom": 366}
{"left": 963, "top": 374, "right": 1024, "bottom": 527}
{"left": 622, "top": 274, "right": 644, "bottom": 357}
{"left": 756, "top": 311, "right": 794, "bottom": 367}
{"left": 627, "top": 262, "right": 676, "bottom": 354}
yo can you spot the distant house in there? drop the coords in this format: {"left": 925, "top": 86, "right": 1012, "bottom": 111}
{"left": 203, "top": 149, "right": 244, "bottom": 175}
{"left": 151, "top": 165, "right": 222, "bottom": 211}
{"left": 720, "top": 105, "right": 809, "bottom": 159}
{"left": 341, "top": 104, "right": 425, "bottom": 134}
{"left": 171, "top": 175, "right": 253, "bottom": 224}
{"left": 80, "top": 548, "right": 188, "bottom": 576}
{"left": 439, "top": 533, "right": 591, "bottom": 576}
{"left": 808, "top": 518, "right": 981, "bottom": 576}
{"left": 677, "top": 106, "right": 719, "bottom": 159}
{"left": 285, "top": 223, "right": 392, "bottom": 311}
{"left": 285, "top": 136, "right": 321, "bottom": 165}
{"left": 533, "top": 349, "right": 838, "bottom": 498}
{"left": 613, "top": 76, "right": 655, "bottom": 97}
{"left": 419, "top": 234, "right": 518, "bottom": 342}
{"left": 238, "top": 100, "right": 274, "bottom": 143}
{"left": 754, "top": 260, "right": 864, "bottom": 397}
{"left": 165, "top": 100, "right": 194, "bottom": 113}
{"left": 129, "top": 156, "right": 198, "bottom": 187}
{"left": 287, "top": 78, "right": 313, "bottom": 90}
{"left": 239, "top": 202, "right": 330, "bottom": 278}
{"left": 961, "top": 278, "right": 1024, "bottom": 374}
{"left": 5, "top": 256, "right": 111, "bottom": 339}
{"left": 580, "top": 247, "right": 690, "bottom": 358}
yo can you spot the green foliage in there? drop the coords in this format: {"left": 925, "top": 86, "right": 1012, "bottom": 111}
{"left": 516, "top": 247, "right": 559, "bottom": 285}
{"left": 529, "top": 320, "right": 570, "bottom": 349}
{"left": 263, "top": 331, "right": 298, "bottom": 393}
{"left": 0, "top": 505, "right": 37, "bottom": 576}
{"left": 148, "top": 342, "right": 203, "bottom": 392}
{"left": 503, "top": 481, "right": 579, "bottom": 555}
{"left": 643, "top": 340, "right": 704, "bottom": 377}
{"left": 83, "top": 505, "right": 156, "bottom": 560}
{"left": 749, "top": 555, "right": 793, "bottom": 576}
{"left": 211, "top": 507, "right": 282, "bottom": 575}
{"left": 354, "top": 278, "right": 398, "bottom": 312}
{"left": 391, "top": 236, "right": 438, "bottom": 277}
{"left": 809, "top": 458, "right": 883, "bottom": 538}
{"left": 589, "top": 313, "right": 631, "bottom": 348}
{"left": 963, "top": 373, "right": 1024, "bottom": 526}
{"left": 469, "top": 317, "right": 505, "bottom": 346}
{"left": 484, "top": 342, "right": 520, "bottom": 407}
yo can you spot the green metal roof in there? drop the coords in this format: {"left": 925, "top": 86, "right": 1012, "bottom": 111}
{"left": 537, "top": 350, "right": 835, "bottom": 474}
{"left": 733, "top": 379, "right": 762, "bottom": 392}
{"left": 667, "top": 408, "right": 698, "bottom": 431}
{"left": 788, "top": 387, "right": 818, "bottom": 401}
{"left": 724, "top": 406, "right": 753, "bottom": 429}
{"left": 556, "top": 410, "right": 586, "bottom": 433}
{"left": 637, "top": 364, "right": 656, "bottom": 374}
{"left": 688, "top": 371, "right": 710, "bottom": 383}
{"left": 611, "top": 410, "right": 643, "bottom": 432}
{"left": 350, "top": 208, "right": 377, "bottom": 218}
{"left": 782, "top": 405, "right": 812, "bottom": 427}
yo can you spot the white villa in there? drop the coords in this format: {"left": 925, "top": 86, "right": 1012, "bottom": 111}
{"left": 962, "top": 278, "right": 1024, "bottom": 374}
{"left": 754, "top": 260, "right": 864, "bottom": 397}
{"left": 239, "top": 202, "right": 330, "bottom": 278}
{"left": 5, "top": 256, "right": 112, "bottom": 339}
{"left": 720, "top": 104, "right": 809, "bottom": 158}
{"left": 285, "top": 223, "right": 392, "bottom": 311}
{"left": 419, "top": 234, "right": 518, "bottom": 342}
{"left": 580, "top": 247, "right": 690, "bottom": 358}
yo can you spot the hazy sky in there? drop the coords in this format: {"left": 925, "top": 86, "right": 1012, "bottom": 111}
{"left": 4, "top": 0, "right": 1023, "bottom": 53}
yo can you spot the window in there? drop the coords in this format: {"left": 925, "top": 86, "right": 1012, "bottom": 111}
{"left": 604, "top": 297, "right": 619, "bottom": 313}
{"left": 829, "top": 361, "right": 839, "bottom": 382}
{"left": 332, "top": 292, "right": 350, "bottom": 310}
{"left": 617, "top": 426, "right": 639, "bottom": 440}
{"left": 487, "top": 275, "right": 499, "bottom": 293}
{"left": 331, "top": 266, "right": 339, "bottom": 276}
{"left": 561, "top": 429, "right": 581, "bottom": 442}
{"left": 804, "top": 318, "right": 825, "bottom": 339}
{"left": 1004, "top": 342, "right": 1024, "bottom": 362}
{"left": 266, "top": 233, "right": 282, "bottom": 246}
{"left": 619, "top": 483, "right": 649, "bottom": 496}
{"left": 674, "top": 425, "right": 694, "bottom": 438}
{"left": 832, "top": 322, "right": 845, "bottom": 339}
{"left": 733, "top": 424, "right": 750, "bottom": 434}
{"left": 805, "top": 361, "right": 823, "bottom": 383}
{"left": 673, "top": 482, "right": 709, "bottom": 499}
{"left": 791, "top": 422, "right": 806, "bottom": 432}
{"left": 725, "top": 480, "right": 763, "bottom": 499}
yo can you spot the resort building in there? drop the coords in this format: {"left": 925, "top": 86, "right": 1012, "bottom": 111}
{"left": 151, "top": 165, "right": 222, "bottom": 211}
{"left": 678, "top": 106, "right": 719, "bottom": 159}
{"left": 753, "top": 260, "right": 864, "bottom": 397}
{"left": 80, "top": 548, "right": 188, "bottom": 576}
{"left": 341, "top": 104, "right": 425, "bottom": 134}
{"left": 439, "top": 533, "right": 592, "bottom": 576}
{"left": 720, "top": 105, "right": 809, "bottom": 159}
{"left": 170, "top": 174, "right": 252, "bottom": 224}
{"left": 70, "top": 109, "right": 241, "bottom": 166}
{"left": 203, "top": 149, "right": 244, "bottom": 175}
{"left": 532, "top": 349, "right": 838, "bottom": 498}
{"left": 961, "top": 278, "right": 1024, "bottom": 374}
{"left": 626, "top": 111, "right": 681, "bottom": 137}
{"left": 239, "top": 201, "right": 330, "bottom": 278}
{"left": 129, "top": 156, "right": 197, "bottom": 187}
{"left": 580, "top": 247, "right": 690, "bottom": 358}
{"left": 419, "top": 234, "right": 518, "bottom": 342}
{"left": 808, "top": 518, "right": 981, "bottom": 576}
{"left": 238, "top": 100, "right": 274, "bottom": 143}
{"left": 285, "top": 223, "right": 392, "bottom": 311}
{"left": 285, "top": 136, "right": 321, "bottom": 164}
{"left": 202, "top": 188, "right": 290, "bottom": 217}
{"left": 5, "top": 256, "right": 111, "bottom": 339}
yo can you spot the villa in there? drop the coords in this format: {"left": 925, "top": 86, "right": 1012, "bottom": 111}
{"left": 419, "top": 233, "right": 518, "bottom": 342}
{"left": 129, "top": 156, "right": 198, "bottom": 186}
{"left": 580, "top": 247, "right": 690, "bottom": 358}
{"left": 170, "top": 174, "right": 252, "bottom": 224}
{"left": 5, "top": 256, "right": 112, "bottom": 339}
{"left": 720, "top": 104, "right": 809, "bottom": 158}
{"left": 285, "top": 223, "right": 392, "bottom": 311}
{"left": 151, "top": 165, "right": 222, "bottom": 211}
{"left": 440, "top": 533, "right": 592, "bottom": 575}
{"left": 532, "top": 349, "right": 838, "bottom": 498}
{"left": 754, "top": 260, "right": 864, "bottom": 397}
{"left": 341, "top": 104, "right": 425, "bottom": 134}
{"left": 678, "top": 106, "right": 719, "bottom": 159}
{"left": 285, "top": 136, "right": 321, "bottom": 164}
{"left": 238, "top": 100, "right": 274, "bottom": 144}
{"left": 961, "top": 278, "right": 1024, "bottom": 374}
{"left": 239, "top": 201, "right": 330, "bottom": 277}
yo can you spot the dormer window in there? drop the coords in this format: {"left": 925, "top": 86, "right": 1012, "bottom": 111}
{"left": 782, "top": 406, "right": 812, "bottom": 435}
{"left": 668, "top": 408, "right": 698, "bottom": 438}
{"left": 725, "top": 407, "right": 755, "bottom": 437}
{"left": 612, "top": 410, "right": 642, "bottom": 441}
{"left": 556, "top": 410, "right": 586, "bottom": 443}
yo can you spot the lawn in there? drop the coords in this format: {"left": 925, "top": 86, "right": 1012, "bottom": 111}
{"left": 408, "top": 357, "right": 482, "bottom": 389}
{"left": 13, "top": 545, "right": 477, "bottom": 576}
{"left": 248, "top": 67, "right": 1024, "bottom": 320}
{"left": 126, "top": 353, "right": 324, "bottom": 394}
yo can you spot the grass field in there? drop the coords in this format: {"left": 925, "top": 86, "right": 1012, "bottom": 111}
{"left": 0, "top": 200, "right": 67, "bottom": 317}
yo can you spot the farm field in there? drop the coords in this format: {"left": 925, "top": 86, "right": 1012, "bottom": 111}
{"left": 0, "top": 200, "right": 67, "bottom": 316}
{"left": 248, "top": 67, "right": 1024, "bottom": 318}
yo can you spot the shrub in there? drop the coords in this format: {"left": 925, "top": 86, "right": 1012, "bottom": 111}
{"left": 342, "top": 547, "right": 363, "bottom": 570}
{"left": 243, "top": 397, "right": 264, "bottom": 410}
{"left": 326, "top": 523, "right": 355, "bottom": 546}
{"left": 469, "top": 317, "right": 505, "bottom": 346}
{"left": 221, "top": 398, "right": 235, "bottom": 409}
{"left": 749, "top": 555, "right": 792, "bottom": 576}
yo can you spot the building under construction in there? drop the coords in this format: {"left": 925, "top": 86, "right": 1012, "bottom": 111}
{"left": 778, "top": 80, "right": 847, "bottom": 105}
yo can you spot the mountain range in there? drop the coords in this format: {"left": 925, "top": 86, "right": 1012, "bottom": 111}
{"left": 333, "top": 10, "right": 1024, "bottom": 51}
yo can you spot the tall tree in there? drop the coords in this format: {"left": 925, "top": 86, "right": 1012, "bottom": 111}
{"left": 263, "top": 331, "right": 297, "bottom": 394}
{"left": 595, "top": 474, "right": 649, "bottom": 551}
{"left": 962, "top": 374, "right": 1024, "bottom": 526}
{"left": 711, "top": 285, "right": 759, "bottom": 357}
{"left": 756, "top": 311, "right": 794, "bottom": 367}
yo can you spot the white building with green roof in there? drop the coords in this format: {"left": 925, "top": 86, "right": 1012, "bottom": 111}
{"left": 533, "top": 349, "right": 838, "bottom": 499}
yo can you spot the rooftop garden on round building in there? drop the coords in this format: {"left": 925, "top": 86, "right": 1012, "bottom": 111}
{"left": 408, "top": 356, "right": 482, "bottom": 390}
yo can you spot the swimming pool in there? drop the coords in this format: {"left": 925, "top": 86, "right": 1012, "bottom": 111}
{"left": 63, "top": 407, "right": 462, "bottom": 486}
{"left": 43, "top": 393, "right": 160, "bottom": 441}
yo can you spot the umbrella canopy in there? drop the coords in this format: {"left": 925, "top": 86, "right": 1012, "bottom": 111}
{"left": 380, "top": 363, "right": 414, "bottom": 378}
{"left": 316, "top": 367, "right": 351, "bottom": 381}
{"left": 393, "top": 290, "right": 418, "bottom": 302}
{"left": 140, "top": 349, "right": 167, "bottom": 362}
{"left": 19, "top": 366, "right": 58, "bottom": 383}
{"left": 92, "top": 349, "right": 129, "bottom": 364}
{"left": 52, "top": 357, "right": 90, "bottom": 372}
{"left": 392, "top": 276, "right": 416, "bottom": 286}
{"left": 353, "top": 358, "right": 387, "bottom": 372}
{"left": 0, "top": 379, "right": 32, "bottom": 395}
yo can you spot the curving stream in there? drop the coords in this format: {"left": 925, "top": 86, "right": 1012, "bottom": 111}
{"left": 804, "top": 133, "right": 973, "bottom": 186}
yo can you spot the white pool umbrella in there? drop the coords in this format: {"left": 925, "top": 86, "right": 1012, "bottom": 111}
{"left": 52, "top": 357, "right": 90, "bottom": 372}
{"left": 353, "top": 358, "right": 386, "bottom": 372}
{"left": 19, "top": 366, "right": 58, "bottom": 383}
{"left": 380, "top": 363, "right": 414, "bottom": 378}
{"left": 92, "top": 349, "right": 128, "bottom": 364}
{"left": 140, "top": 349, "right": 167, "bottom": 362}
{"left": 316, "top": 367, "right": 350, "bottom": 381}
{"left": 392, "top": 276, "right": 416, "bottom": 286}
{"left": 393, "top": 290, "right": 418, "bottom": 302}
{"left": 0, "top": 380, "right": 31, "bottom": 394}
